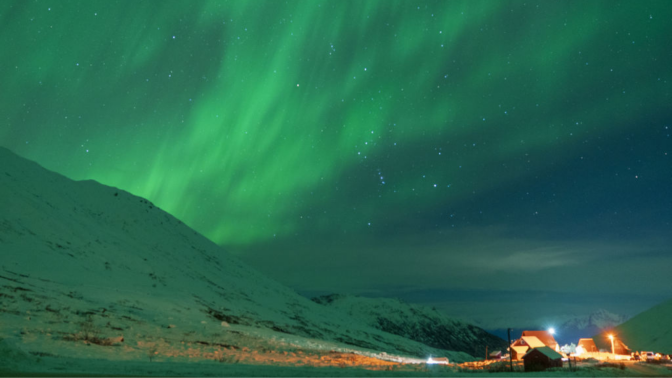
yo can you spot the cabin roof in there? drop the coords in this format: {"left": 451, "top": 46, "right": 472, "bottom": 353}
{"left": 521, "top": 331, "right": 558, "bottom": 348}
{"left": 519, "top": 336, "right": 546, "bottom": 348}
{"left": 524, "top": 346, "right": 563, "bottom": 360}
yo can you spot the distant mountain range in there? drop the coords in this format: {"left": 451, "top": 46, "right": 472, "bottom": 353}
{"left": 312, "top": 294, "right": 508, "bottom": 358}
{"left": 487, "top": 309, "right": 629, "bottom": 345}
{"left": 557, "top": 309, "right": 629, "bottom": 345}
{"left": 561, "top": 308, "right": 629, "bottom": 331}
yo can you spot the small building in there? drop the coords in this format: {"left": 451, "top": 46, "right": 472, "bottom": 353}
{"left": 510, "top": 336, "right": 546, "bottom": 360}
{"left": 595, "top": 335, "right": 631, "bottom": 356}
{"left": 427, "top": 357, "right": 449, "bottom": 365}
{"left": 521, "top": 330, "right": 559, "bottom": 351}
{"left": 612, "top": 337, "right": 630, "bottom": 355}
{"left": 577, "top": 338, "right": 598, "bottom": 353}
{"left": 523, "top": 346, "right": 563, "bottom": 372}
{"left": 489, "top": 350, "right": 502, "bottom": 360}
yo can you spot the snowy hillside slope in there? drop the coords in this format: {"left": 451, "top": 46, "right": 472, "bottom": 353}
{"left": 595, "top": 299, "right": 672, "bottom": 354}
{"left": 312, "top": 294, "right": 507, "bottom": 357}
{"left": 0, "top": 146, "right": 474, "bottom": 365}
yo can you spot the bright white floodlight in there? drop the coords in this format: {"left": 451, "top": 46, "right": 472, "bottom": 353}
{"left": 548, "top": 327, "right": 556, "bottom": 335}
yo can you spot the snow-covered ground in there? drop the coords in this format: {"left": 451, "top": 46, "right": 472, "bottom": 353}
{"left": 2, "top": 335, "right": 672, "bottom": 377}
{"left": 1, "top": 147, "right": 481, "bottom": 375}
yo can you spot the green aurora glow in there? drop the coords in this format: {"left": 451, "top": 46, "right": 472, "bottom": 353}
{"left": 2, "top": 1, "right": 671, "bottom": 327}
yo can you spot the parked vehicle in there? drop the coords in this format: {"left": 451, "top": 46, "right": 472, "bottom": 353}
{"left": 640, "top": 351, "right": 655, "bottom": 362}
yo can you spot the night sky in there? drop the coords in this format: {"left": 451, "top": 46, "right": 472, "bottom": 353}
{"left": 2, "top": 1, "right": 671, "bottom": 329}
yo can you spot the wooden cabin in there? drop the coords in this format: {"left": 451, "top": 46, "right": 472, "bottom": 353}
{"left": 612, "top": 337, "right": 630, "bottom": 355}
{"left": 577, "top": 338, "right": 598, "bottom": 353}
{"left": 523, "top": 346, "right": 563, "bottom": 372}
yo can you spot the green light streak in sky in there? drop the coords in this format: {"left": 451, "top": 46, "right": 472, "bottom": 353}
{"left": 1, "top": 0, "right": 670, "bottom": 249}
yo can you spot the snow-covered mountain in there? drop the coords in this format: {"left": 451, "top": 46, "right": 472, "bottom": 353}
{"left": 595, "top": 299, "right": 672, "bottom": 354}
{"left": 0, "top": 146, "right": 478, "bottom": 373}
{"left": 556, "top": 309, "right": 629, "bottom": 345}
{"left": 561, "top": 309, "right": 628, "bottom": 332}
{"left": 312, "top": 294, "right": 508, "bottom": 357}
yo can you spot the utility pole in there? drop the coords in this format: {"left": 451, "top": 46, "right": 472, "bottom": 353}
{"left": 508, "top": 328, "right": 513, "bottom": 372}
{"left": 486, "top": 345, "right": 488, "bottom": 361}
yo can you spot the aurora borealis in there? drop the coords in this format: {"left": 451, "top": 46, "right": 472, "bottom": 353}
{"left": 1, "top": 0, "right": 671, "bottom": 328}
